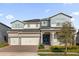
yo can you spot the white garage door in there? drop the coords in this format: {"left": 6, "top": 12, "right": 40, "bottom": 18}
{"left": 10, "top": 38, "right": 19, "bottom": 45}
{"left": 21, "top": 37, "right": 39, "bottom": 45}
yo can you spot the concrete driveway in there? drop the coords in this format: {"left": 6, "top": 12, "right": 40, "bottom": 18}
{"left": 0, "top": 45, "right": 38, "bottom": 56}
{"left": 0, "top": 45, "right": 38, "bottom": 52}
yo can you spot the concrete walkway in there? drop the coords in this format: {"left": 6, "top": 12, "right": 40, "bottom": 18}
{"left": 38, "top": 52, "right": 79, "bottom": 54}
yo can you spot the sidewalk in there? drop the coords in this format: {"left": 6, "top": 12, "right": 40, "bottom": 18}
{"left": 38, "top": 52, "right": 79, "bottom": 54}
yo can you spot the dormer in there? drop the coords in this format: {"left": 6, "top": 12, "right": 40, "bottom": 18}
{"left": 49, "top": 13, "right": 72, "bottom": 27}
{"left": 11, "top": 20, "right": 24, "bottom": 29}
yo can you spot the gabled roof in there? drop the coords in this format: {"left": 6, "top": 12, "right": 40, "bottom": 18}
{"left": 11, "top": 20, "right": 23, "bottom": 24}
{"left": 49, "top": 13, "right": 72, "bottom": 18}
{"left": 11, "top": 13, "right": 72, "bottom": 24}
{"left": 0, "top": 22, "right": 11, "bottom": 29}
{"left": 23, "top": 19, "right": 40, "bottom": 22}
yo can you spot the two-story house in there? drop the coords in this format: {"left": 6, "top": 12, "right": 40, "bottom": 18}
{"left": 7, "top": 13, "right": 75, "bottom": 46}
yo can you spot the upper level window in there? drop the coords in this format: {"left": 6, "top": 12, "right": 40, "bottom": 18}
{"left": 27, "top": 24, "right": 30, "bottom": 27}
{"left": 42, "top": 21, "right": 47, "bottom": 25}
{"left": 36, "top": 24, "right": 39, "bottom": 27}
{"left": 43, "top": 21, "right": 46, "bottom": 24}
{"left": 41, "top": 21, "right": 48, "bottom": 26}
{"left": 56, "top": 23, "right": 60, "bottom": 26}
{"left": 15, "top": 24, "right": 19, "bottom": 28}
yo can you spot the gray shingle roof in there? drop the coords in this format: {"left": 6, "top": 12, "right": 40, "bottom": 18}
{"left": 11, "top": 13, "right": 72, "bottom": 24}
{"left": 49, "top": 13, "right": 72, "bottom": 18}
{"left": 11, "top": 20, "right": 23, "bottom": 24}
{"left": 0, "top": 22, "right": 11, "bottom": 29}
{"left": 23, "top": 19, "right": 40, "bottom": 22}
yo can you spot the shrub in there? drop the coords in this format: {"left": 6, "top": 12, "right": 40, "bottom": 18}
{"left": 50, "top": 46, "right": 65, "bottom": 52}
{"left": 38, "top": 44, "right": 44, "bottom": 49}
{"left": 50, "top": 46, "right": 79, "bottom": 52}
{"left": 67, "top": 46, "right": 77, "bottom": 50}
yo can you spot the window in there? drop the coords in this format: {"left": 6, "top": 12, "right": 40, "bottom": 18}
{"left": 27, "top": 24, "right": 30, "bottom": 27}
{"left": 42, "top": 21, "right": 47, "bottom": 25}
{"left": 36, "top": 24, "right": 39, "bottom": 27}
{"left": 56, "top": 23, "right": 60, "bottom": 26}
{"left": 16, "top": 24, "right": 19, "bottom": 28}
{"left": 43, "top": 21, "right": 46, "bottom": 24}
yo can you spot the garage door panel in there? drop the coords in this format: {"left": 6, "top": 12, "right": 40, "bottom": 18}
{"left": 10, "top": 38, "right": 19, "bottom": 45}
{"left": 21, "top": 38, "right": 39, "bottom": 45}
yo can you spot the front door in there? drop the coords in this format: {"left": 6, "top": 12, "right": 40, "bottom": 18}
{"left": 43, "top": 33, "right": 50, "bottom": 45}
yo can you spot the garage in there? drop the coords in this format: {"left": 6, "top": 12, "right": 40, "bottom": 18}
{"left": 9, "top": 38, "right": 19, "bottom": 45}
{"left": 9, "top": 37, "right": 39, "bottom": 45}
{"left": 8, "top": 29, "right": 40, "bottom": 46}
{"left": 20, "top": 33, "right": 40, "bottom": 45}
{"left": 21, "top": 37, "right": 39, "bottom": 45}
{"left": 8, "top": 33, "right": 40, "bottom": 45}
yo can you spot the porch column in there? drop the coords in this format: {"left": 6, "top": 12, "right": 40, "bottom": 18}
{"left": 51, "top": 32, "right": 55, "bottom": 45}
{"left": 40, "top": 32, "right": 43, "bottom": 44}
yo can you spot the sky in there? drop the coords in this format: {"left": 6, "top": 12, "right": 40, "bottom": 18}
{"left": 0, "top": 3, "right": 79, "bottom": 30}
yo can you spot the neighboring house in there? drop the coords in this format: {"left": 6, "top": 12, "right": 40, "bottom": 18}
{"left": 7, "top": 13, "right": 75, "bottom": 46}
{"left": 0, "top": 22, "right": 11, "bottom": 43}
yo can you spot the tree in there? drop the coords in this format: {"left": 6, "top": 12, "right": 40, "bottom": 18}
{"left": 58, "top": 22, "right": 75, "bottom": 55}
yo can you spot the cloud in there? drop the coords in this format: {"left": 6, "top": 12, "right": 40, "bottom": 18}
{"left": 45, "top": 9, "right": 51, "bottom": 13}
{"left": 0, "top": 13, "right": 3, "bottom": 16}
{"left": 5, "top": 15, "right": 15, "bottom": 19}
{"left": 72, "top": 12, "right": 79, "bottom": 16}
{"left": 63, "top": 3, "right": 73, "bottom": 5}
{"left": 71, "top": 18, "right": 75, "bottom": 21}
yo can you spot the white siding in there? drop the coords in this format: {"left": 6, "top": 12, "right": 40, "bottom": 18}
{"left": 50, "top": 14, "right": 71, "bottom": 27}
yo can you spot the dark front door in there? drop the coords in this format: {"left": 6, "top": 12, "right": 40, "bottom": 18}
{"left": 43, "top": 33, "right": 50, "bottom": 45}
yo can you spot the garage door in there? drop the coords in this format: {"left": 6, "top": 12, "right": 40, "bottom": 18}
{"left": 10, "top": 38, "right": 19, "bottom": 45}
{"left": 21, "top": 37, "right": 39, "bottom": 45}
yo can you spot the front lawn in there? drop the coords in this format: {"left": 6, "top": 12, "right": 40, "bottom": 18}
{"left": 38, "top": 49, "right": 51, "bottom": 52}
{"left": 38, "top": 46, "right": 79, "bottom": 52}
{"left": 38, "top": 45, "right": 79, "bottom": 56}
{"left": 0, "top": 42, "right": 8, "bottom": 48}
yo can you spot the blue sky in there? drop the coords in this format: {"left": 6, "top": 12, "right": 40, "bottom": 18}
{"left": 0, "top": 3, "right": 79, "bottom": 29}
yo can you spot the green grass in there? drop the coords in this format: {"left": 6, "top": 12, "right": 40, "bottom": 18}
{"left": 38, "top": 49, "right": 51, "bottom": 52}
{"left": 38, "top": 54, "right": 79, "bottom": 56}
{"left": 38, "top": 46, "right": 79, "bottom": 52}
{"left": 0, "top": 42, "right": 8, "bottom": 48}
